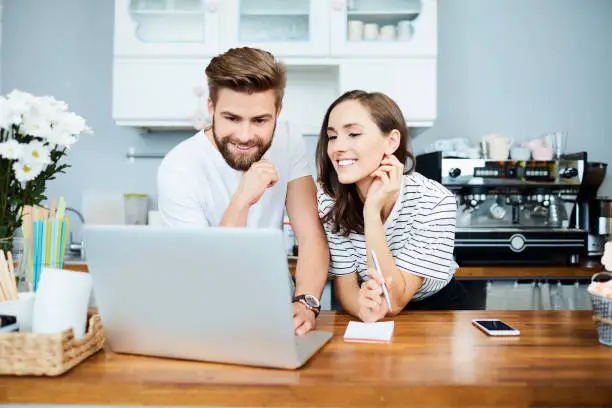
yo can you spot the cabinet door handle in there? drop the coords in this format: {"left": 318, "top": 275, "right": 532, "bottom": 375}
{"left": 205, "top": 0, "right": 219, "bottom": 13}
{"left": 331, "top": 0, "right": 345, "bottom": 11}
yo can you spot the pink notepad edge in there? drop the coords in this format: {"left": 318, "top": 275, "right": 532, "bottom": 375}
{"left": 343, "top": 321, "right": 395, "bottom": 344}
{"left": 343, "top": 337, "right": 392, "bottom": 344}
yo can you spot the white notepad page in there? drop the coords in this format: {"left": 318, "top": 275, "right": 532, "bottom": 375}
{"left": 343, "top": 321, "right": 395, "bottom": 344}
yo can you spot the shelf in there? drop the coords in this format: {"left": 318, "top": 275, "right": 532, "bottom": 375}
{"left": 347, "top": 9, "right": 420, "bottom": 15}
{"left": 347, "top": 38, "right": 412, "bottom": 43}
{"left": 130, "top": 10, "right": 204, "bottom": 15}
{"left": 241, "top": 11, "right": 310, "bottom": 16}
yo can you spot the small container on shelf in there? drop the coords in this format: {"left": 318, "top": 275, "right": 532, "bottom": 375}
{"left": 124, "top": 193, "right": 149, "bottom": 225}
{"left": 283, "top": 213, "right": 296, "bottom": 256}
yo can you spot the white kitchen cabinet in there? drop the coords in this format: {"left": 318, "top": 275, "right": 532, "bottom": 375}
{"left": 114, "top": 0, "right": 436, "bottom": 58}
{"left": 113, "top": 59, "right": 210, "bottom": 128}
{"left": 330, "top": 0, "right": 437, "bottom": 57}
{"left": 113, "top": 60, "right": 338, "bottom": 133}
{"left": 113, "top": 58, "right": 437, "bottom": 129}
{"left": 223, "top": 0, "right": 331, "bottom": 57}
{"left": 114, "top": 0, "right": 220, "bottom": 57}
{"left": 339, "top": 59, "right": 436, "bottom": 126}
{"left": 112, "top": 0, "right": 438, "bottom": 129}
{"left": 114, "top": 0, "right": 331, "bottom": 58}
{"left": 277, "top": 67, "right": 338, "bottom": 135}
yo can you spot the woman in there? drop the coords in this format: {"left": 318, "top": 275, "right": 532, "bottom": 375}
{"left": 316, "top": 90, "right": 467, "bottom": 322}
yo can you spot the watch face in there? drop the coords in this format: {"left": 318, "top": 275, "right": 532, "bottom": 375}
{"left": 304, "top": 294, "right": 320, "bottom": 308}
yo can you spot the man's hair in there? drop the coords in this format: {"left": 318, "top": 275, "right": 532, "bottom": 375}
{"left": 205, "top": 47, "right": 287, "bottom": 109}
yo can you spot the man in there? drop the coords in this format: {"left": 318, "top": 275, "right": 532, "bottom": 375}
{"left": 157, "top": 47, "right": 329, "bottom": 335}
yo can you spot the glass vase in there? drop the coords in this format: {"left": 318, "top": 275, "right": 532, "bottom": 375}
{"left": 0, "top": 225, "right": 14, "bottom": 254}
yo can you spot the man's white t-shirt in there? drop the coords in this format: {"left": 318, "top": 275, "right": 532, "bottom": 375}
{"left": 157, "top": 121, "right": 311, "bottom": 229}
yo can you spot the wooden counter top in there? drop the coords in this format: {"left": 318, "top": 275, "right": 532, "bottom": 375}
{"left": 64, "top": 261, "right": 604, "bottom": 278}
{"left": 1, "top": 311, "right": 610, "bottom": 407}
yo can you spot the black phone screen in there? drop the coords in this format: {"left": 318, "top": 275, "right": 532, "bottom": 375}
{"left": 0, "top": 314, "right": 17, "bottom": 327}
{"left": 475, "top": 320, "right": 516, "bottom": 331}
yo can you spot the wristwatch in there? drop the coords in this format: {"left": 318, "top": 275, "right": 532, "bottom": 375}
{"left": 293, "top": 294, "right": 321, "bottom": 318}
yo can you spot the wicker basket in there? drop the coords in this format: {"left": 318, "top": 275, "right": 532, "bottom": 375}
{"left": 589, "top": 272, "right": 612, "bottom": 347}
{"left": 0, "top": 313, "right": 105, "bottom": 376}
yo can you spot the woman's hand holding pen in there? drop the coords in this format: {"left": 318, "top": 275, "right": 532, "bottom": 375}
{"left": 364, "top": 154, "right": 404, "bottom": 215}
{"left": 358, "top": 269, "right": 392, "bottom": 322}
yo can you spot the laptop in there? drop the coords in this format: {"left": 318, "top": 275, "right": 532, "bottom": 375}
{"left": 83, "top": 224, "right": 332, "bottom": 369}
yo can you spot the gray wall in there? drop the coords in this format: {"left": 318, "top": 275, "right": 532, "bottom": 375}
{"left": 412, "top": 0, "right": 612, "bottom": 176}
{"left": 2, "top": 0, "right": 612, "bottom": 228}
{"left": 1, "top": 0, "right": 188, "bottom": 226}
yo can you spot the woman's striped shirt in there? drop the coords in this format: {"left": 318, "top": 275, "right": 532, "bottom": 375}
{"left": 317, "top": 172, "right": 459, "bottom": 301}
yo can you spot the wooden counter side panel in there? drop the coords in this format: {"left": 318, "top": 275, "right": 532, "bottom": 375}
{"left": 3, "top": 383, "right": 611, "bottom": 407}
{"left": 67, "top": 263, "right": 603, "bottom": 278}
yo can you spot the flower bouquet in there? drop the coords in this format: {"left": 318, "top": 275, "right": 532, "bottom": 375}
{"left": 0, "top": 90, "right": 92, "bottom": 253}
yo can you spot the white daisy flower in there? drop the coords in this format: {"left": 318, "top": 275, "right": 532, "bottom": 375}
{"left": 45, "top": 128, "right": 77, "bottom": 146}
{"left": 21, "top": 140, "right": 51, "bottom": 166}
{"left": 1, "top": 95, "right": 24, "bottom": 128}
{"left": 21, "top": 112, "right": 53, "bottom": 139}
{"left": 0, "top": 140, "right": 24, "bottom": 160}
{"left": 55, "top": 111, "right": 90, "bottom": 136}
{"left": 12, "top": 160, "right": 43, "bottom": 183}
{"left": 39, "top": 95, "right": 68, "bottom": 113}
{"left": 4, "top": 89, "right": 35, "bottom": 127}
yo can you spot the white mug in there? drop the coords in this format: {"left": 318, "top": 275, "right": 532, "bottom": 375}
{"left": 347, "top": 20, "right": 364, "bottom": 41}
{"left": 397, "top": 20, "right": 413, "bottom": 40}
{"left": 363, "top": 23, "right": 379, "bottom": 40}
{"left": 379, "top": 25, "right": 396, "bottom": 40}
{"left": 32, "top": 268, "right": 92, "bottom": 338}
{"left": 482, "top": 134, "right": 514, "bottom": 161}
{"left": 510, "top": 146, "right": 531, "bottom": 161}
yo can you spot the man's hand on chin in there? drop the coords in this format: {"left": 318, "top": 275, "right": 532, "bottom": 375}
{"left": 292, "top": 301, "right": 316, "bottom": 336}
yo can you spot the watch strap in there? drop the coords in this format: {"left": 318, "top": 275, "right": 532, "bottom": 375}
{"left": 292, "top": 294, "right": 321, "bottom": 318}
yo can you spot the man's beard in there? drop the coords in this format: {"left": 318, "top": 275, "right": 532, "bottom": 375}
{"left": 212, "top": 119, "right": 275, "bottom": 171}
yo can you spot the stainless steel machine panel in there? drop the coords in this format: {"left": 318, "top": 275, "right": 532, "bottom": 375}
{"left": 415, "top": 152, "right": 589, "bottom": 266}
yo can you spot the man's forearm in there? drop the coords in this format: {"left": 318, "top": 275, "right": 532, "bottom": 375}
{"left": 294, "top": 233, "right": 329, "bottom": 299}
{"left": 220, "top": 197, "right": 250, "bottom": 227}
{"left": 339, "top": 289, "right": 362, "bottom": 319}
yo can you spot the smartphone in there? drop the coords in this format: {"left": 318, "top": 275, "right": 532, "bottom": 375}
{"left": 0, "top": 314, "right": 19, "bottom": 333}
{"left": 472, "top": 319, "right": 520, "bottom": 336}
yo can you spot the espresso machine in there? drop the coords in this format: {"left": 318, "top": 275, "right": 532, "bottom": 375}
{"left": 416, "top": 151, "right": 587, "bottom": 265}
{"left": 587, "top": 197, "right": 612, "bottom": 255}
{"left": 568, "top": 161, "right": 609, "bottom": 257}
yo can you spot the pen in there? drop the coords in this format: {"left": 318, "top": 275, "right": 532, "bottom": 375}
{"left": 371, "top": 250, "right": 392, "bottom": 312}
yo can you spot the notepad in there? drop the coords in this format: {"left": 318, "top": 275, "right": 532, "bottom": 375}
{"left": 343, "top": 321, "right": 395, "bottom": 344}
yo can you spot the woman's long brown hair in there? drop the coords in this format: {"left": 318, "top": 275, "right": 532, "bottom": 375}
{"left": 316, "top": 90, "right": 415, "bottom": 236}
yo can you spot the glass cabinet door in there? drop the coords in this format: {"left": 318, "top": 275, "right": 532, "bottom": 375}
{"left": 330, "top": 0, "right": 437, "bottom": 57}
{"left": 114, "top": 0, "right": 221, "bottom": 57}
{"left": 223, "top": 0, "right": 330, "bottom": 57}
